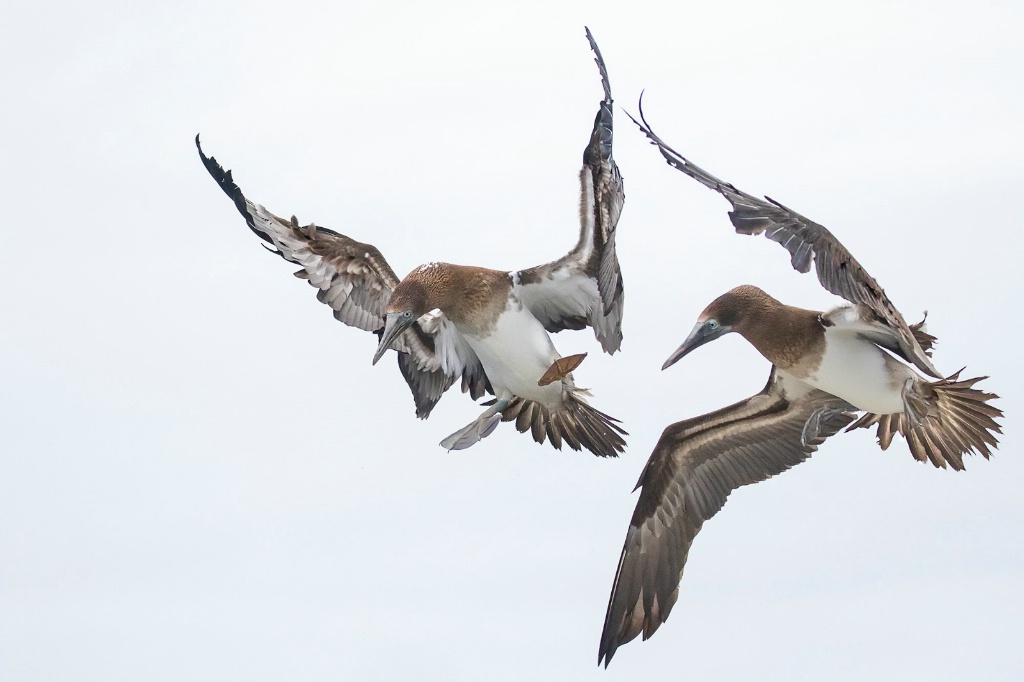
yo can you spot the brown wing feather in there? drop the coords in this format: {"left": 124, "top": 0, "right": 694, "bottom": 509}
{"left": 515, "top": 29, "right": 625, "bottom": 354}
{"left": 626, "top": 105, "right": 940, "bottom": 378}
{"left": 197, "top": 136, "right": 399, "bottom": 332}
{"left": 197, "top": 136, "right": 480, "bottom": 418}
{"left": 598, "top": 372, "right": 856, "bottom": 666}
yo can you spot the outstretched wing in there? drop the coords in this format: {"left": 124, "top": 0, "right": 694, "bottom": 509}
{"left": 515, "top": 27, "right": 625, "bottom": 355}
{"left": 196, "top": 137, "right": 488, "bottom": 417}
{"left": 628, "top": 105, "right": 940, "bottom": 378}
{"left": 598, "top": 370, "right": 856, "bottom": 666}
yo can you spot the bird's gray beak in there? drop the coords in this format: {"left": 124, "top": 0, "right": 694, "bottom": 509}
{"left": 662, "top": 322, "right": 730, "bottom": 370}
{"left": 373, "top": 313, "right": 412, "bottom": 365}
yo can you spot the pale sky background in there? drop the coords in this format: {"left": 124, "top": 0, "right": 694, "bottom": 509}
{"left": 2, "top": 1, "right": 1023, "bottom": 680}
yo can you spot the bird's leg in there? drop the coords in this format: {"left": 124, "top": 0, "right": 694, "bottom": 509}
{"left": 439, "top": 399, "right": 510, "bottom": 451}
{"left": 901, "top": 378, "right": 933, "bottom": 428}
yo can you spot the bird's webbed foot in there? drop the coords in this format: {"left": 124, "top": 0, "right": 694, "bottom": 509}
{"left": 537, "top": 353, "right": 587, "bottom": 386}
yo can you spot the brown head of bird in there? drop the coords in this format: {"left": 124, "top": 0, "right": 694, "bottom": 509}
{"left": 372, "top": 279, "right": 433, "bottom": 365}
{"left": 662, "top": 285, "right": 791, "bottom": 370}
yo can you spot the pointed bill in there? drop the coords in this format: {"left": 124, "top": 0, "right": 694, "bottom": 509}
{"left": 373, "top": 313, "right": 412, "bottom": 365}
{"left": 662, "top": 322, "right": 730, "bottom": 370}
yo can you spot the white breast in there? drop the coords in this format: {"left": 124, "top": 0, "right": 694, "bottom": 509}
{"left": 806, "top": 327, "right": 917, "bottom": 415}
{"left": 460, "top": 295, "right": 564, "bottom": 408}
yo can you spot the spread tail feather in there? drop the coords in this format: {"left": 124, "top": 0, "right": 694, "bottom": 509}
{"left": 846, "top": 371, "right": 1002, "bottom": 470}
{"left": 499, "top": 393, "right": 627, "bottom": 458}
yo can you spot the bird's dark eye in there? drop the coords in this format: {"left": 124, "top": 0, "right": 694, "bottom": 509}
{"left": 706, "top": 320, "right": 719, "bottom": 331}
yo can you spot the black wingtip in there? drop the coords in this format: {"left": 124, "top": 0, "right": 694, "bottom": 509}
{"left": 584, "top": 27, "right": 612, "bottom": 105}
{"left": 195, "top": 134, "right": 226, "bottom": 188}
{"left": 636, "top": 90, "right": 649, "bottom": 128}
{"left": 598, "top": 634, "right": 619, "bottom": 668}
{"left": 195, "top": 134, "right": 234, "bottom": 198}
{"left": 582, "top": 29, "right": 614, "bottom": 168}
{"left": 195, "top": 136, "right": 280, "bottom": 250}
{"left": 623, "top": 92, "right": 659, "bottom": 147}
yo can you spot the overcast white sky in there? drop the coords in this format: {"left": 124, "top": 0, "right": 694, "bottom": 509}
{"left": 2, "top": 1, "right": 1022, "bottom": 680}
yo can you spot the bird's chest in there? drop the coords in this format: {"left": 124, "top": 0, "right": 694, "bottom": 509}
{"left": 458, "top": 299, "right": 560, "bottom": 402}
{"left": 803, "top": 330, "right": 913, "bottom": 414}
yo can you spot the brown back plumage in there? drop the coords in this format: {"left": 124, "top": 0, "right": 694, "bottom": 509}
{"left": 390, "top": 264, "right": 511, "bottom": 335}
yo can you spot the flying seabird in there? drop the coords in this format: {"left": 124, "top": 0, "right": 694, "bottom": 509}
{"left": 196, "top": 29, "right": 627, "bottom": 458}
{"left": 597, "top": 109, "right": 1002, "bottom": 665}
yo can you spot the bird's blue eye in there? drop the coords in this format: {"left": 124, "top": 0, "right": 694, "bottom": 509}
{"left": 403, "top": 311, "right": 413, "bottom": 319}
{"left": 707, "top": 320, "right": 719, "bottom": 331}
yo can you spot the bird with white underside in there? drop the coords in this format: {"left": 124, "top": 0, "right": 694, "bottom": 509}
{"left": 196, "top": 29, "right": 627, "bottom": 458}
{"left": 597, "top": 102, "right": 1003, "bottom": 666}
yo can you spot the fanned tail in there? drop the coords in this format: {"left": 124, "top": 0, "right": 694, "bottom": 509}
{"left": 499, "top": 393, "right": 627, "bottom": 458}
{"left": 846, "top": 371, "right": 1002, "bottom": 470}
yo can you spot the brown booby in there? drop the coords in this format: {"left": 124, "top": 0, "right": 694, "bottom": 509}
{"left": 197, "top": 29, "right": 626, "bottom": 458}
{"left": 597, "top": 108, "right": 1002, "bottom": 665}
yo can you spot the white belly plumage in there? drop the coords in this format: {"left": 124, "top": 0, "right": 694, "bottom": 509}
{"left": 805, "top": 329, "right": 916, "bottom": 415}
{"left": 461, "top": 300, "right": 565, "bottom": 408}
